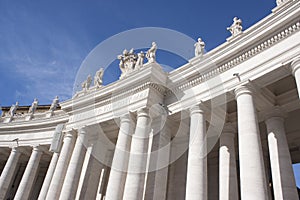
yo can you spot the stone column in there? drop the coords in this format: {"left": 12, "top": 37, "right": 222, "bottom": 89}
{"left": 0, "top": 147, "right": 22, "bottom": 199}
{"left": 219, "top": 124, "right": 239, "bottom": 200}
{"left": 234, "top": 85, "right": 268, "bottom": 200}
{"left": 14, "top": 146, "right": 43, "bottom": 200}
{"left": 46, "top": 130, "right": 76, "bottom": 200}
{"left": 185, "top": 104, "right": 207, "bottom": 200}
{"left": 265, "top": 108, "right": 298, "bottom": 200}
{"left": 123, "top": 108, "right": 151, "bottom": 200}
{"left": 38, "top": 152, "right": 59, "bottom": 200}
{"left": 59, "top": 127, "right": 88, "bottom": 200}
{"left": 106, "top": 113, "right": 134, "bottom": 200}
{"left": 291, "top": 57, "right": 300, "bottom": 98}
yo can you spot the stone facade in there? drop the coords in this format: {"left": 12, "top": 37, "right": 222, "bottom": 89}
{"left": 0, "top": 1, "right": 300, "bottom": 200}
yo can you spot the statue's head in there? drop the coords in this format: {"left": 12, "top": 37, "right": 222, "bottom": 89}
{"left": 123, "top": 49, "right": 128, "bottom": 55}
{"left": 15, "top": 102, "right": 19, "bottom": 106}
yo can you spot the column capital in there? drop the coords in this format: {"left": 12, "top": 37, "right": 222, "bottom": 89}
{"left": 234, "top": 84, "right": 255, "bottom": 99}
{"left": 31, "top": 145, "right": 44, "bottom": 153}
{"left": 10, "top": 146, "right": 22, "bottom": 153}
{"left": 290, "top": 56, "right": 300, "bottom": 75}
{"left": 263, "top": 106, "right": 287, "bottom": 122}
{"left": 189, "top": 103, "right": 205, "bottom": 116}
{"left": 137, "top": 108, "right": 149, "bottom": 118}
{"left": 120, "top": 113, "right": 133, "bottom": 123}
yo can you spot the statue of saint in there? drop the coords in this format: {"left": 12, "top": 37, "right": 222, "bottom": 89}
{"left": 227, "top": 17, "right": 243, "bottom": 37}
{"left": 8, "top": 102, "right": 19, "bottom": 117}
{"left": 146, "top": 42, "right": 157, "bottom": 63}
{"left": 49, "top": 96, "right": 59, "bottom": 112}
{"left": 28, "top": 98, "right": 38, "bottom": 114}
{"left": 194, "top": 38, "right": 205, "bottom": 56}
{"left": 81, "top": 75, "right": 92, "bottom": 91}
{"left": 94, "top": 68, "right": 104, "bottom": 88}
{"left": 135, "top": 51, "right": 145, "bottom": 69}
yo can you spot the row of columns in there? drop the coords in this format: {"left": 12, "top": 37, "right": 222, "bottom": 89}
{"left": 0, "top": 57, "right": 299, "bottom": 200}
{"left": 185, "top": 82, "right": 298, "bottom": 200}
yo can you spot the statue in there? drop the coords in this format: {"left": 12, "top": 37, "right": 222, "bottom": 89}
{"left": 81, "top": 75, "right": 92, "bottom": 91}
{"left": 8, "top": 102, "right": 19, "bottom": 117}
{"left": 49, "top": 96, "right": 59, "bottom": 112}
{"left": 194, "top": 38, "right": 205, "bottom": 56}
{"left": 135, "top": 51, "right": 145, "bottom": 69}
{"left": 227, "top": 17, "right": 243, "bottom": 37}
{"left": 118, "top": 48, "right": 138, "bottom": 79}
{"left": 94, "top": 68, "right": 104, "bottom": 88}
{"left": 146, "top": 42, "right": 157, "bottom": 63}
{"left": 28, "top": 98, "right": 38, "bottom": 114}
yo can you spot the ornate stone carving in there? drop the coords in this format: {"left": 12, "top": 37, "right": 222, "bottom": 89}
{"left": 28, "top": 98, "right": 38, "bottom": 114}
{"left": 146, "top": 42, "right": 157, "bottom": 63}
{"left": 194, "top": 38, "right": 205, "bottom": 57}
{"left": 94, "top": 68, "right": 104, "bottom": 88}
{"left": 118, "top": 49, "right": 138, "bottom": 79}
{"left": 8, "top": 102, "right": 19, "bottom": 117}
{"left": 135, "top": 51, "right": 145, "bottom": 70}
{"left": 81, "top": 75, "right": 92, "bottom": 91}
{"left": 49, "top": 96, "right": 59, "bottom": 112}
{"left": 227, "top": 17, "right": 243, "bottom": 37}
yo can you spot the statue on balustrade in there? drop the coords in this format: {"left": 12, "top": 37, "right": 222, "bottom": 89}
{"left": 8, "top": 102, "right": 19, "bottom": 117}
{"left": 146, "top": 42, "right": 157, "bottom": 63}
{"left": 94, "top": 68, "right": 104, "bottom": 88}
{"left": 49, "top": 96, "right": 59, "bottom": 112}
{"left": 227, "top": 17, "right": 243, "bottom": 37}
{"left": 194, "top": 38, "right": 205, "bottom": 57}
{"left": 135, "top": 51, "right": 145, "bottom": 70}
{"left": 81, "top": 75, "right": 92, "bottom": 91}
{"left": 28, "top": 98, "right": 38, "bottom": 114}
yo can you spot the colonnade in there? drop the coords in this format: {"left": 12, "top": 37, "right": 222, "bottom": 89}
{"left": 0, "top": 57, "right": 299, "bottom": 199}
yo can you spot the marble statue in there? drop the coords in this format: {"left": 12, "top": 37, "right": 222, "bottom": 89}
{"left": 81, "top": 75, "right": 92, "bottom": 91}
{"left": 146, "top": 42, "right": 157, "bottom": 63}
{"left": 49, "top": 96, "right": 59, "bottom": 112}
{"left": 28, "top": 98, "right": 38, "bottom": 114}
{"left": 227, "top": 17, "right": 243, "bottom": 37}
{"left": 194, "top": 38, "right": 205, "bottom": 56}
{"left": 118, "top": 48, "right": 138, "bottom": 79}
{"left": 135, "top": 51, "right": 145, "bottom": 69}
{"left": 8, "top": 102, "right": 19, "bottom": 117}
{"left": 94, "top": 68, "right": 104, "bottom": 88}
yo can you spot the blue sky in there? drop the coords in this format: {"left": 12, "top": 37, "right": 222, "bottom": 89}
{"left": 0, "top": 0, "right": 299, "bottom": 187}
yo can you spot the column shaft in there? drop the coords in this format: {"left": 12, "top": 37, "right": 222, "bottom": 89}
{"left": 106, "top": 114, "right": 134, "bottom": 200}
{"left": 123, "top": 108, "right": 151, "bottom": 200}
{"left": 0, "top": 147, "right": 21, "bottom": 199}
{"left": 14, "top": 146, "right": 43, "bottom": 200}
{"left": 46, "top": 131, "right": 76, "bottom": 199}
{"left": 219, "top": 125, "right": 238, "bottom": 200}
{"left": 38, "top": 152, "right": 59, "bottom": 200}
{"left": 265, "top": 114, "right": 298, "bottom": 200}
{"left": 185, "top": 104, "right": 207, "bottom": 200}
{"left": 235, "top": 85, "right": 268, "bottom": 200}
{"left": 59, "top": 128, "right": 87, "bottom": 200}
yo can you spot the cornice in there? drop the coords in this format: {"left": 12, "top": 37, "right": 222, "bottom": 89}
{"left": 167, "top": 20, "right": 300, "bottom": 95}
{"left": 168, "top": 1, "right": 300, "bottom": 92}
